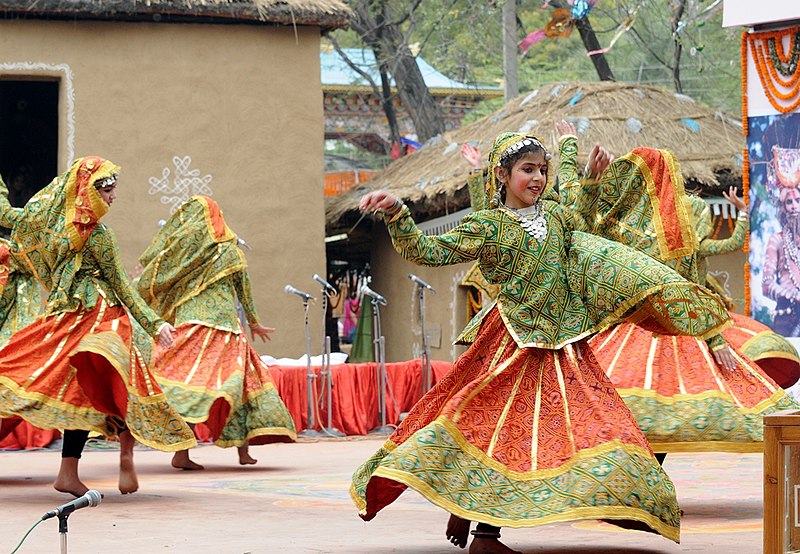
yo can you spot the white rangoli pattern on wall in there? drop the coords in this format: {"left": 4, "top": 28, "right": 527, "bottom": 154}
{"left": 148, "top": 156, "right": 213, "bottom": 213}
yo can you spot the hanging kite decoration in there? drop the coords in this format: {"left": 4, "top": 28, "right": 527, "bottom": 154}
{"left": 519, "top": 0, "right": 598, "bottom": 55}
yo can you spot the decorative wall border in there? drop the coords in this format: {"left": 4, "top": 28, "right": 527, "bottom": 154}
{"left": 0, "top": 62, "right": 75, "bottom": 167}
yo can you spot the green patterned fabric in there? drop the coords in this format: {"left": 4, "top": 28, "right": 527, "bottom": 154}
{"left": 159, "top": 375, "right": 296, "bottom": 447}
{"left": 0, "top": 177, "right": 24, "bottom": 228}
{"left": 0, "top": 239, "right": 41, "bottom": 347}
{"left": 351, "top": 419, "right": 680, "bottom": 539}
{"left": 466, "top": 172, "right": 488, "bottom": 211}
{"left": 624, "top": 391, "right": 797, "bottom": 445}
{"left": 558, "top": 136, "right": 699, "bottom": 283}
{"left": 386, "top": 204, "right": 730, "bottom": 349}
{"left": 137, "top": 195, "right": 256, "bottom": 331}
{"left": 2, "top": 158, "right": 165, "bottom": 337}
{"left": 690, "top": 195, "right": 749, "bottom": 281}
{"left": 743, "top": 330, "right": 800, "bottom": 362}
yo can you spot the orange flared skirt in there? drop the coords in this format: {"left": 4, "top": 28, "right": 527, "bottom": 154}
{"left": 351, "top": 307, "right": 681, "bottom": 542}
{"left": 723, "top": 312, "right": 800, "bottom": 388}
{"left": 0, "top": 299, "right": 196, "bottom": 451}
{"left": 590, "top": 320, "right": 799, "bottom": 453}
{"left": 153, "top": 323, "right": 296, "bottom": 446}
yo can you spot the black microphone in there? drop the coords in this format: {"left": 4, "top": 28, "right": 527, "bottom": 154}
{"left": 408, "top": 273, "right": 436, "bottom": 293}
{"left": 285, "top": 285, "right": 315, "bottom": 301}
{"left": 42, "top": 490, "right": 102, "bottom": 521}
{"left": 361, "top": 285, "right": 387, "bottom": 305}
{"left": 313, "top": 273, "right": 337, "bottom": 293}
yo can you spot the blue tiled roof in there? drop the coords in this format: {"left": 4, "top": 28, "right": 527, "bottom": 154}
{"left": 321, "top": 48, "right": 499, "bottom": 92}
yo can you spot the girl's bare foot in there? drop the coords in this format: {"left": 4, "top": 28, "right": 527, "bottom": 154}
{"left": 54, "top": 457, "right": 89, "bottom": 497}
{"left": 469, "top": 537, "right": 522, "bottom": 554}
{"left": 238, "top": 445, "right": 257, "bottom": 465}
{"left": 118, "top": 430, "right": 139, "bottom": 494}
{"left": 171, "top": 449, "right": 205, "bottom": 470}
{"left": 446, "top": 514, "right": 471, "bottom": 548}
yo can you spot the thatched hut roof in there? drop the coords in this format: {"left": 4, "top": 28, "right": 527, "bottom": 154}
{"left": 0, "top": 0, "right": 351, "bottom": 30}
{"left": 326, "top": 80, "right": 744, "bottom": 232}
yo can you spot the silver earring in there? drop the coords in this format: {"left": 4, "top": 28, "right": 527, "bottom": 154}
{"left": 489, "top": 184, "right": 503, "bottom": 209}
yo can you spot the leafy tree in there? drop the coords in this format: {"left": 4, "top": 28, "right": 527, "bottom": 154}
{"left": 331, "top": 0, "right": 743, "bottom": 151}
{"left": 343, "top": 0, "right": 446, "bottom": 144}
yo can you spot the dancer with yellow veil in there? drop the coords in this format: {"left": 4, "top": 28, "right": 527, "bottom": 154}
{"left": 0, "top": 157, "right": 196, "bottom": 496}
{"left": 137, "top": 195, "right": 295, "bottom": 470}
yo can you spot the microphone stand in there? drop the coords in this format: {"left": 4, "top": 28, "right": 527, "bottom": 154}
{"left": 415, "top": 283, "right": 433, "bottom": 395}
{"left": 369, "top": 294, "right": 393, "bottom": 434}
{"left": 298, "top": 297, "right": 324, "bottom": 438}
{"left": 319, "top": 289, "right": 344, "bottom": 437}
{"left": 58, "top": 513, "right": 70, "bottom": 554}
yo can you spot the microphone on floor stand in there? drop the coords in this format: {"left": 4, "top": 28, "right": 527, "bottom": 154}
{"left": 285, "top": 285, "right": 315, "bottom": 302}
{"left": 41, "top": 489, "right": 102, "bottom": 554}
{"left": 360, "top": 285, "right": 387, "bottom": 306}
{"left": 41, "top": 490, "right": 102, "bottom": 521}
{"left": 313, "top": 273, "right": 337, "bottom": 294}
{"left": 408, "top": 273, "right": 436, "bottom": 293}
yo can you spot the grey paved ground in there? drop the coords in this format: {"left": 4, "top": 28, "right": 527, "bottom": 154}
{"left": 0, "top": 437, "right": 762, "bottom": 553}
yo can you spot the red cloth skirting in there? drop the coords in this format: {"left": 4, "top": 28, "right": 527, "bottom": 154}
{"left": 265, "top": 359, "right": 453, "bottom": 436}
{"left": 0, "top": 419, "right": 59, "bottom": 450}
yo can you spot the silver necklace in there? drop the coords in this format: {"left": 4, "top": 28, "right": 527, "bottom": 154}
{"left": 504, "top": 202, "right": 547, "bottom": 240}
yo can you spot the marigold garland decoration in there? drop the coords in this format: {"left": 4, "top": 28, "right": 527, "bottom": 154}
{"left": 709, "top": 213, "right": 735, "bottom": 240}
{"left": 742, "top": 32, "right": 749, "bottom": 131}
{"left": 746, "top": 27, "right": 800, "bottom": 114}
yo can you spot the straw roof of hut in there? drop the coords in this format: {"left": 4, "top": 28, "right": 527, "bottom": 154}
{"left": 0, "top": 0, "right": 351, "bottom": 29}
{"left": 326, "top": 80, "right": 744, "bottom": 232}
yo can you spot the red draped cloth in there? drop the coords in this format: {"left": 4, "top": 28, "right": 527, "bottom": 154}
{"left": 274, "top": 359, "right": 452, "bottom": 435}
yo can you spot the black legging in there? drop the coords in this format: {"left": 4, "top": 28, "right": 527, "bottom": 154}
{"left": 473, "top": 522, "right": 502, "bottom": 537}
{"left": 62, "top": 430, "right": 90, "bottom": 459}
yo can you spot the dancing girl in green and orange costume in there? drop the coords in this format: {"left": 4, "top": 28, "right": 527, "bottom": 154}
{"left": 137, "top": 195, "right": 295, "bottom": 470}
{"left": 351, "top": 130, "right": 736, "bottom": 553}
{"left": 0, "top": 157, "right": 195, "bottom": 496}
{"left": 554, "top": 129, "right": 799, "bottom": 456}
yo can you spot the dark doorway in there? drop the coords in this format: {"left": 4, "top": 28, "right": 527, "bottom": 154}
{"left": 0, "top": 79, "right": 59, "bottom": 211}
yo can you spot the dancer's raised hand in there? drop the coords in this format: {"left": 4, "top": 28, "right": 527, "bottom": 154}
{"left": 555, "top": 119, "right": 576, "bottom": 137}
{"left": 722, "top": 186, "right": 746, "bottom": 212}
{"left": 359, "top": 191, "right": 403, "bottom": 214}
{"left": 586, "top": 144, "right": 614, "bottom": 180}
{"left": 460, "top": 143, "right": 483, "bottom": 170}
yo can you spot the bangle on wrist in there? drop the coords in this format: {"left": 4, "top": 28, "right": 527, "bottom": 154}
{"left": 470, "top": 167, "right": 483, "bottom": 175}
{"left": 737, "top": 211, "right": 748, "bottom": 220}
{"left": 387, "top": 199, "right": 404, "bottom": 215}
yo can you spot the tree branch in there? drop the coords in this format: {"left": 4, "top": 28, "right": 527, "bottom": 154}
{"left": 329, "top": 35, "right": 384, "bottom": 97}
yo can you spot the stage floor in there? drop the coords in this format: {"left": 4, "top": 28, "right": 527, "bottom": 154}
{"left": 0, "top": 437, "right": 762, "bottom": 553}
